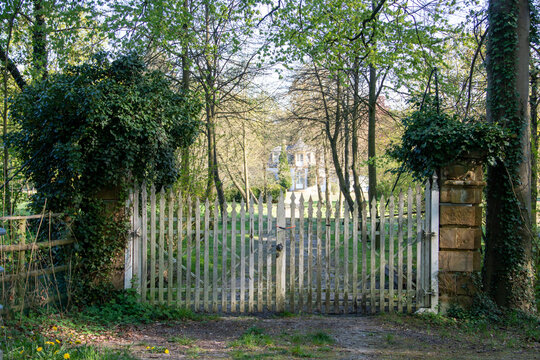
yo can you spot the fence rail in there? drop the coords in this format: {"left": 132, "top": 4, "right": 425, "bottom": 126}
{"left": 0, "top": 213, "right": 73, "bottom": 313}
{"left": 127, "top": 181, "right": 439, "bottom": 314}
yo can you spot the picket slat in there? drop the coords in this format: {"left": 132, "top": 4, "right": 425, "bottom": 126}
{"left": 203, "top": 199, "right": 210, "bottom": 311}
{"left": 407, "top": 188, "right": 413, "bottom": 313}
{"left": 195, "top": 198, "right": 201, "bottom": 311}
{"left": 257, "top": 194, "right": 264, "bottom": 312}
{"left": 230, "top": 202, "right": 237, "bottom": 312}
{"left": 266, "top": 196, "right": 273, "bottom": 311}
{"left": 186, "top": 196, "right": 192, "bottom": 309}
{"left": 361, "top": 202, "right": 367, "bottom": 312}
{"left": 177, "top": 194, "right": 183, "bottom": 306}
{"left": 249, "top": 197, "right": 255, "bottom": 313}
{"left": 379, "top": 195, "right": 386, "bottom": 313}
{"left": 416, "top": 186, "right": 423, "bottom": 308}
{"left": 133, "top": 188, "right": 140, "bottom": 293}
{"left": 343, "top": 201, "right": 349, "bottom": 313}
{"left": 334, "top": 200, "right": 340, "bottom": 314}
{"left": 325, "top": 202, "right": 331, "bottom": 313}
{"left": 352, "top": 201, "right": 358, "bottom": 312}
{"left": 240, "top": 199, "right": 246, "bottom": 313}
{"left": 213, "top": 200, "right": 219, "bottom": 312}
{"left": 316, "top": 200, "right": 323, "bottom": 312}
{"left": 276, "top": 193, "right": 286, "bottom": 312}
{"left": 307, "top": 197, "right": 314, "bottom": 313}
{"left": 222, "top": 202, "right": 228, "bottom": 312}
{"left": 150, "top": 185, "right": 156, "bottom": 304}
{"left": 168, "top": 189, "right": 175, "bottom": 305}
{"left": 159, "top": 188, "right": 165, "bottom": 304}
{"left": 289, "top": 192, "right": 296, "bottom": 313}
{"left": 398, "top": 192, "right": 404, "bottom": 313}
{"left": 298, "top": 195, "right": 305, "bottom": 312}
{"left": 370, "top": 200, "right": 376, "bottom": 314}
{"left": 388, "top": 196, "right": 395, "bottom": 312}
{"left": 141, "top": 185, "right": 148, "bottom": 303}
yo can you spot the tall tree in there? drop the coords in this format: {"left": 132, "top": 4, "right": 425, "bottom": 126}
{"left": 484, "top": 0, "right": 534, "bottom": 310}
{"left": 268, "top": 0, "right": 451, "bottom": 208}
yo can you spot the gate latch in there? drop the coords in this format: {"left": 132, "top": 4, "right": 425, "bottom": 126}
{"left": 276, "top": 243, "right": 283, "bottom": 258}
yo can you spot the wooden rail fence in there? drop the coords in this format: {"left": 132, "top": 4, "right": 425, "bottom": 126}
{"left": 0, "top": 213, "right": 73, "bottom": 313}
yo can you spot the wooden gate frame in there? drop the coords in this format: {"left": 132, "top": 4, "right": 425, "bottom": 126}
{"left": 124, "top": 177, "right": 440, "bottom": 313}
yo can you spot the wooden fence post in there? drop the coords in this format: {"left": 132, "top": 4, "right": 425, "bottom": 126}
{"left": 430, "top": 173, "right": 440, "bottom": 312}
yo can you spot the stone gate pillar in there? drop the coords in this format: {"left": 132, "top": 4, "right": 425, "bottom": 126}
{"left": 439, "top": 155, "right": 484, "bottom": 311}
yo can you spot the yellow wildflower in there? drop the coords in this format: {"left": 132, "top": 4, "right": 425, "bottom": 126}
{"left": 37, "top": 347, "right": 43, "bottom": 352}
{"left": 64, "top": 354, "right": 70, "bottom": 359}
{"left": 146, "top": 346, "right": 150, "bottom": 350}
{"left": 54, "top": 350, "right": 59, "bottom": 354}
{"left": 75, "top": 340, "right": 81, "bottom": 344}
{"left": 52, "top": 326, "right": 58, "bottom": 331}
{"left": 19, "top": 350, "right": 24, "bottom": 354}
{"left": 164, "top": 349, "right": 170, "bottom": 354}
{"left": 151, "top": 347, "right": 155, "bottom": 350}
{"left": 45, "top": 341, "right": 55, "bottom": 345}
{"left": 56, "top": 339, "right": 61, "bottom": 344}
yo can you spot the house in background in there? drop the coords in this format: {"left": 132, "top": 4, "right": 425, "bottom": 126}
{"left": 267, "top": 139, "right": 324, "bottom": 192}
{"left": 268, "top": 139, "right": 370, "bottom": 199}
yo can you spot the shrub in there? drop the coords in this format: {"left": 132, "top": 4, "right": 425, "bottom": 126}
{"left": 10, "top": 53, "right": 201, "bottom": 304}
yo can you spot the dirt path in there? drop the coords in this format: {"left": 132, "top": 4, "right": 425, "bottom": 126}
{"left": 97, "top": 315, "right": 539, "bottom": 359}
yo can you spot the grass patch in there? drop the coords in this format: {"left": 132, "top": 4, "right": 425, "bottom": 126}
{"left": 289, "top": 345, "right": 313, "bottom": 358}
{"left": 229, "top": 327, "right": 273, "bottom": 349}
{"left": 290, "top": 331, "right": 334, "bottom": 346}
{"left": 168, "top": 335, "right": 195, "bottom": 346}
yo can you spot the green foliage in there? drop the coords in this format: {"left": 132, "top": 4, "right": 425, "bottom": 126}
{"left": 277, "top": 147, "right": 291, "bottom": 190}
{"left": 265, "top": 184, "right": 283, "bottom": 202}
{"left": 387, "top": 100, "right": 509, "bottom": 181}
{"left": 9, "top": 53, "right": 201, "bottom": 304}
{"left": 77, "top": 289, "right": 208, "bottom": 325}
{"left": 10, "top": 53, "right": 201, "bottom": 211}
{"left": 70, "top": 199, "right": 129, "bottom": 305}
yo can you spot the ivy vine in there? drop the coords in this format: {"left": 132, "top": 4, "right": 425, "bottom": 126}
{"left": 387, "top": 99, "right": 510, "bottom": 182}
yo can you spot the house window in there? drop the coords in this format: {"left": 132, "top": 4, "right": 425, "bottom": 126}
{"left": 296, "top": 173, "right": 305, "bottom": 188}
{"left": 307, "top": 153, "right": 311, "bottom": 163}
{"left": 296, "top": 153, "right": 304, "bottom": 166}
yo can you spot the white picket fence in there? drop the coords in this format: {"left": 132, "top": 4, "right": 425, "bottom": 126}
{"left": 125, "top": 179, "right": 439, "bottom": 314}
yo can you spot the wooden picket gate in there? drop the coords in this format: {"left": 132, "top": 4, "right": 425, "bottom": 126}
{"left": 125, "top": 179, "right": 439, "bottom": 314}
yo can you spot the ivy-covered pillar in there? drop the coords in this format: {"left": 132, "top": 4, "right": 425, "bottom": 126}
{"left": 438, "top": 154, "right": 484, "bottom": 311}
{"left": 95, "top": 185, "right": 126, "bottom": 290}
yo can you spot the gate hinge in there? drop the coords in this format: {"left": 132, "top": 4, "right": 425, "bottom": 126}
{"left": 422, "top": 230, "right": 435, "bottom": 240}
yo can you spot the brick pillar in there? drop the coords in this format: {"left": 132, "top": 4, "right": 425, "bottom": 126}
{"left": 439, "top": 156, "right": 484, "bottom": 311}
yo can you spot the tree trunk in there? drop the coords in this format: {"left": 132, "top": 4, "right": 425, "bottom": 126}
{"left": 324, "top": 144, "right": 330, "bottom": 207}
{"left": 316, "top": 149, "right": 323, "bottom": 203}
{"left": 242, "top": 123, "right": 250, "bottom": 208}
{"left": 351, "top": 58, "right": 365, "bottom": 206}
{"left": 32, "top": 0, "right": 47, "bottom": 80}
{"left": 484, "top": 0, "right": 534, "bottom": 311}
{"left": 367, "top": 63, "right": 377, "bottom": 205}
{"left": 531, "top": 67, "right": 538, "bottom": 227}
{"left": 179, "top": 0, "right": 191, "bottom": 195}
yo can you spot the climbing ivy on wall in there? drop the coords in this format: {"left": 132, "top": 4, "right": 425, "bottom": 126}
{"left": 387, "top": 99, "right": 509, "bottom": 181}
{"left": 483, "top": 0, "right": 535, "bottom": 310}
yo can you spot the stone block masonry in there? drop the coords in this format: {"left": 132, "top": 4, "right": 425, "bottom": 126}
{"left": 439, "top": 157, "right": 484, "bottom": 311}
